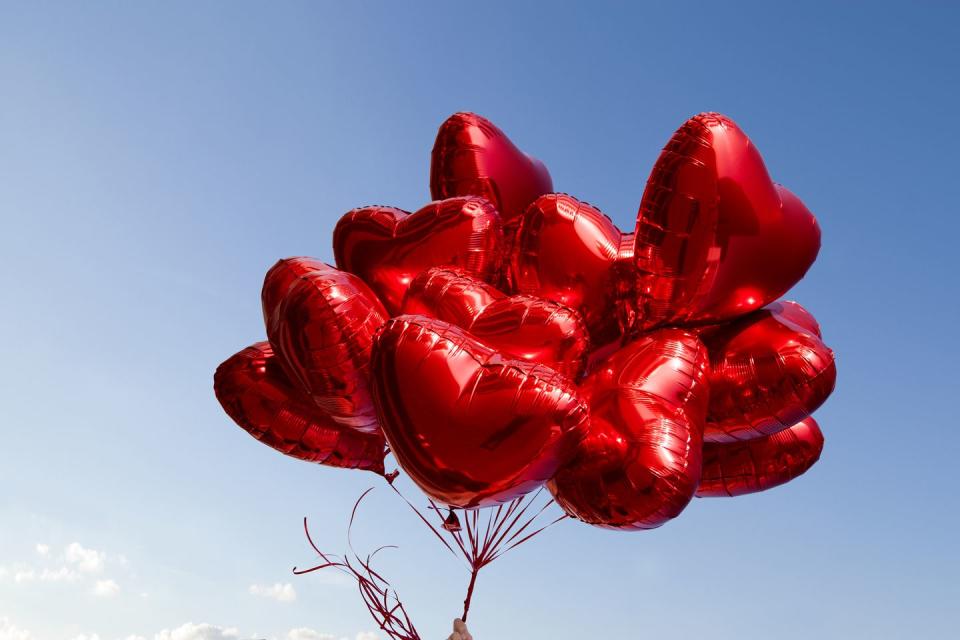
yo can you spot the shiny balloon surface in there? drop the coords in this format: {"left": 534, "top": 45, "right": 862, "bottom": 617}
{"left": 214, "top": 342, "right": 386, "bottom": 473}
{"left": 214, "top": 110, "right": 836, "bottom": 525}
{"left": 263, "top": 258, "right": 388, "bottom": 434}
{"left": 549, "top": 330, "right": 709, "bottom": 529}
{"left": 430, "top": 112, "right": 553, "bottom": 222}
{"left": 260, "top": 255, "right": 328, "bottom": 332}
{"left": 769, "top": 299, "right": 823, "bottom": 337}
{"left": 401, "top": 267, "right": 589, "bottom": 379}
{"left": 510, "top": 193, "right": 635, "bottom": 351}
{"left": 700, "top": 301, "right": 835, "bottom": 442}
{"left": 333, "top": 196, "right": 504, "bottom": 313}
{"left": 371, "top": 315, "right": 588, "bottom": 508}
{"left": 633, "top": 113, "right": 820, "bottom": 329}
{"left": 697, "top": 417, "right": 823, "bottom": 497}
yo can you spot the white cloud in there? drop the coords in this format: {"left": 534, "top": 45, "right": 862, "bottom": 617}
{"left": 4, "top": 542, "right": 119, "bottom": 595}
{"left": 144, "top": 623, "right": 376, "bottom": 640}
{"left": 285, "top": 631, "right": 378, "bottom": 640}
{"left": 0, "top": 616, "right": 376, "bottom": 640}
{"left": 65, "top": 543, "right": 106, "bottom": 573}
{"left": 286, "top": 630, "right": 335, "bottom": 640}
{"left": 11, "top": 564, "right": 79, "bottom": 583}
{"left": 12, "top": 569, "right": 34, "bottom": 584}
{"left": 248, "top": 582, "right": 297, "bottom": 603}
{"left": 154, "top": 623, "right": 240, "bottom": 640}
{"left": 93, "top": 578, "right": 120, "bottom": 597}
{"left": 42, "top": 567, "right": 79, "bottom": 582}
{"left": 0, "top": 617, "right": 33, "bottom": 640}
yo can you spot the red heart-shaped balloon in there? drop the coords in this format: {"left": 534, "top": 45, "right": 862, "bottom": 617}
{"left": 401, "top": 267, "right": 589, "bottom": 379}
{"left": 769, "top": 299, "right": 822, "bottom": 337}
{"left": 261, "top": 255, "right": 327, "bottom": 330}
{"left": 214, "top": 342, "right": 386, "bottom": 473}
{"left": 697, "top": 417, "right": 823, "bottom": 497}
{"left": 548, "top": 330, "right": 709, "bottom": 530}
{"left": 333, "top": 197, "right": 504, "bottom": 314}
{"left": 509, "top": 194, "right": 635, "bottom": 351}
{"left": 263, "top": 258, "right": 388, "bottom": 434}
{"left": 371, "top": 315, "right": 588, "bottom": 508}
{"left": 632, "top": 113, "right": 821, "bottom": 328}
{"left": 699, "top": 301, "right": 836, "bottom": 443}
{"left": 430, "top": 112, "right": 553, "bottom": 222}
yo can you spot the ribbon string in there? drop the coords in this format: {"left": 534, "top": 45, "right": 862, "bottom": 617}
{"left": 295, "top": 483, "right": 566, "bottom": 638}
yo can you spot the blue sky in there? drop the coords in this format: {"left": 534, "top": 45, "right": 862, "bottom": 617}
{"left": 1, "top": 2, "right": 958, "bottom": 639}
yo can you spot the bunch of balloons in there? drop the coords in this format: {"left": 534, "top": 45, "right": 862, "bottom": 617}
{"left": 215, "top": 111, "right": 836, "bottom": 532}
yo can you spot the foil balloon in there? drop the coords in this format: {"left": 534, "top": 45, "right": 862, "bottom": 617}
{"left": 261, "top": 255, "right": 327, "bottom": 331}
{"left": 263, "top": 258, "right": 388, "bottom": 434}
{"left": 430, "top": 112, "right": 553, "bottom": 222}
{"left": 632, "top": 112, "right": 821, "bottom": 329}
{"left": 700, "top": 300, "right": 836, "bottom": 443}
{"left": 215, "top": 110, "right": 837, "bottom": 559}
{"left": 548, "top": 330, "right": 709, "bottom": 530}
{"left": 697, "top": 417, "right": 823, "bottom": 497}
{"left": 371, "top": 315, "right": 589, "bottom": 508}
{"left": 510, "top": 193, "right": 635, "bottom": 352}
{"left": 770, "top": 299, "right": 822, "bottom": 337}
{"left": 333, "top": 196, "right": 504, "bottom": 314}
{"left": 401, "top": 267, "right": 589, "bottom": 379}
{"left": 214, "top": 342, "right": 386, "bottom": 473}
